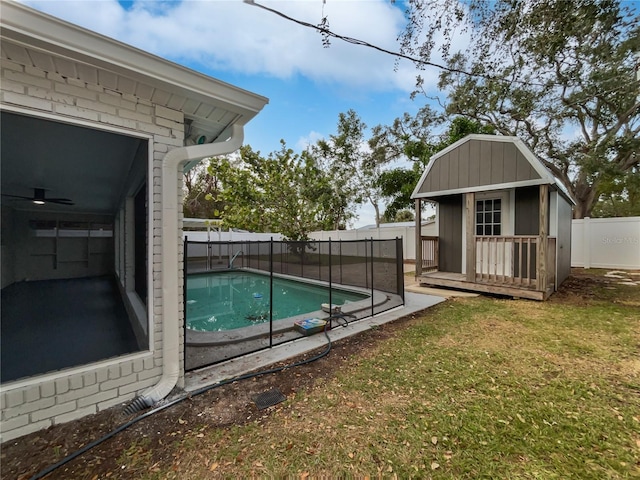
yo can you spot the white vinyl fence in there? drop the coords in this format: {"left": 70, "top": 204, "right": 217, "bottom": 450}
{"left": 183, "top": 230, "right": 283, "bottom": 243}
{"left": 309, "top": 222, "right": 437, "bottom": 262}
{"left": 183, "top": 217, "right": 639, "bottom": 270}
{"left": 571, "top": 216, "right": 640, "bottom": 269}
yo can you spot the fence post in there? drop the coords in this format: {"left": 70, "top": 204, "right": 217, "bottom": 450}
{"left": 396, "top": 237, "right": 405, "bottom": 302}
{"left": 269, "top": 238, "right": 273, "bottom": 348}
{"left": 364, "top": 238, "right": 369, "bottom": 289}
{"left": 339, "top": 239, "right": 343, "bottom": 285}
{"left": 328, "top": 238, "right": 332, "bottom": 328}
{"left": 370, "top": 237, "right": 374, "bottom": 316}
{"left": 318, "top": 239, "right": 322, "bottom": 281}
{"left": 583, "top": 217, "right": 591, "bottom": 269}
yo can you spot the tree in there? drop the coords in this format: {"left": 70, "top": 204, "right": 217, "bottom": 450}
{"left": 382, "top": 209, "right": 415, "bottom": 223}
{"left": 209, "top": 142, "right": 341, "bottom": 241}
{"left": 591, "top": 167, "right": 640, "bottom": 217}
{"left": 399, "top": 0, "right": 640, "bottom": 218}
{"left": 182, "top": 161, "right": 225, "bottom": 218}
{"left": 374, "top": 116, "right": 494, "bottom": 218}
{"left": 313, "top": 110, "right": 387, "bottom": 227}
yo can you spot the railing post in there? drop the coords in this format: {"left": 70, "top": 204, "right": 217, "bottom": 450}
{"left": 465, "top": 192, "right": 476, "bottom": 282}
{"left": 538, "top": 184, "right": 548, "bottom": 292}
{"left": 415, "top": 198, "right": 422, "bottom": 277}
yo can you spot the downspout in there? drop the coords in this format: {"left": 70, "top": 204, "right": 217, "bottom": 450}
{"left": 137, "top": 124, "right": 244, "bottom": 407}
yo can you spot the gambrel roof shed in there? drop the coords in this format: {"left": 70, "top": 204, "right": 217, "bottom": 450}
{"left": 411, "top": 134, "right": 574, "bottom": 301}
{"left": 412, "top": 134, "right": 574, "bottom": 204}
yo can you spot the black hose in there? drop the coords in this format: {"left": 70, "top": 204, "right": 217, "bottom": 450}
{"left": 329, "top": 311, "right": 357, "bottom": 328}
{"left": 29, "top": 325, "right": 334, "bottom": 480}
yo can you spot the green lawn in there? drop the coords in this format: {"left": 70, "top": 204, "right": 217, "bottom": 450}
{"left": 134, "top": 274, "right": 640, "bottom": 478}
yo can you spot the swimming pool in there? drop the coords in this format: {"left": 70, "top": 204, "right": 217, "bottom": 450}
{"left": 186, "top": 271, "right": 369, "bottom": 332}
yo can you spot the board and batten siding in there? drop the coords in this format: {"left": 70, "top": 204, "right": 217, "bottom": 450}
{"left": 417, "top": 139, "right": 541, "bottom": 194}
{"left": 0, "top": 58, "right": 183, "bottom": 442}
{"left": 514, "top": 186, "right": 541, "bottom": 236}
{"left": 437, "top": 195, "right": 463, "bottom": 273}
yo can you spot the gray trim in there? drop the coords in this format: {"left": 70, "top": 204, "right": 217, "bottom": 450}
{"left": 413, "top": 178, "right": 550, "bottom": 199}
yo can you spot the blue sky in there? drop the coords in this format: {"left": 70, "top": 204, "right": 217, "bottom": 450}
{"left": 21, "top": 0, "right": 463, "bottom": 226}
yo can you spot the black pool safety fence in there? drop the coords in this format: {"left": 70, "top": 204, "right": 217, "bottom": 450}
{"left": 183, "top": 237, "right": 405, "bottom": 371}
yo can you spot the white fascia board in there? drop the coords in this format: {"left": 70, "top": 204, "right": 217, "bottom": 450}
{"left": 412, "top": 178, "right": 551, "bottom": 200}
{"left": 1, "top": 1, "right": 269, "bottom": 119}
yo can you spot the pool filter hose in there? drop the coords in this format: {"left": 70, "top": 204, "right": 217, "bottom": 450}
{"left": 29, "top": 324, "right": 335, "bottom": 480}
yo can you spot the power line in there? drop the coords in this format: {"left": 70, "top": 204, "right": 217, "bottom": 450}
{"left": 244, "top": 0, "right": 640, "bottom": 97}
{"left": 243, "top": 0, "right": 547, "bottom": 87}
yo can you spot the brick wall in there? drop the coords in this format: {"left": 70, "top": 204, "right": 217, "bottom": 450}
{"left": 0, "top": 59, "right": 184, "bottom": 441}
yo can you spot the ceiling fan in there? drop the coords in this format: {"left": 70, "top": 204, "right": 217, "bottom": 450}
{"left": 1, "top": 188, "right": 74, "bottom": 206}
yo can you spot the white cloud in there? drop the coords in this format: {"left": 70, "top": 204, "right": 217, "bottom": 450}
{"left": 352, "top": 202, "right": 377, "bottom": 229}
{"left": 22, "top": 0, "right": 463, "bottom": 94}
{"left": 295, "top": 130, "right": 324, "bottom": 151}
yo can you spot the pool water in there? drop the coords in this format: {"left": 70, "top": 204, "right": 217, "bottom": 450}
{"left": 186, "top": 271, "right": 368, "bottom": 332}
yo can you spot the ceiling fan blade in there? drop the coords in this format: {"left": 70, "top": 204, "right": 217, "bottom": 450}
{"left": 1, "top": 192, "right": 74, "bottom": 205}
{"left": 47, "top": 199, "right": 75, "bottom": 205}
{"left": 1, "top": 193, "right": 33, "bottom": 200}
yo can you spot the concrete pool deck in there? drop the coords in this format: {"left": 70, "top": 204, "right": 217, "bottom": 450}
{"left": 184, "top": 291, "right": 446, "bottom": 392}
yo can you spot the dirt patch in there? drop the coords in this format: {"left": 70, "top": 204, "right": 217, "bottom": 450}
{"left": 550, "top": 268, "right": 639, "bottom": 305}
{"left": 0, "top": 268, "right": 630, "bottom": 479}
{"left": 0, "top": 313, "right": 421, "bottom": 480}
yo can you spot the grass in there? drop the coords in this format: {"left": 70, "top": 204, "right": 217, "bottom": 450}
{"left": 142, "top": 277, "right": 640, "bottom": 478}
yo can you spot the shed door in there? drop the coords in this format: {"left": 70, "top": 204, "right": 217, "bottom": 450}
{"left": 438, "top": 195, "right": 463, "bottom": 273}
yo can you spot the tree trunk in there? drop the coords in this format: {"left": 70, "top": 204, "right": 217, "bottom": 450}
{"left": 373, "top": 202, "right": 381, "bottom": 227}
{"left": 572, "top": 181, "right": 600, "bottom": 219}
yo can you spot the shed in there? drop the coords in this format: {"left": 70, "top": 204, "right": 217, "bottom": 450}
{"left": 0, "top": 2, "right": 268, "bottom": 441}
{"left": 412, "top": 134, "right": 574, "bottom": 300}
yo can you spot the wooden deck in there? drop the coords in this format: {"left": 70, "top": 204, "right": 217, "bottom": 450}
{"left": 418, "top": 271, "right": 554, "bottom": 301}
{"left": 417, "top": 234, "right": 558, "bottom": 301}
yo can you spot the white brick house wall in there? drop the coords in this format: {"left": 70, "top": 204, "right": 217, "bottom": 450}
{"left": 0, "top": 59, "right": 185, "bottom": 442}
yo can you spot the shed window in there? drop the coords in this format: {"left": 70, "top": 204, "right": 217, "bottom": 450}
{"left": 476, "top": 199, "right": 502, "bottom": 236}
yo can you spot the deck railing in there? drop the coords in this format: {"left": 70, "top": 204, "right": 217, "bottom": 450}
{"left": 420, "top": 236, "right": 439, "bottom": 271}
{"left": 474, "top": 236, "right": 556, "bottom": 289}
{"left": 419, "top": 235, "right": 556, "bottom": 291}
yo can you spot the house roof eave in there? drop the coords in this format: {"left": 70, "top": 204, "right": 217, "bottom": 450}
{"left": 1, "top": 1, "right": 269, "bottom": 134}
